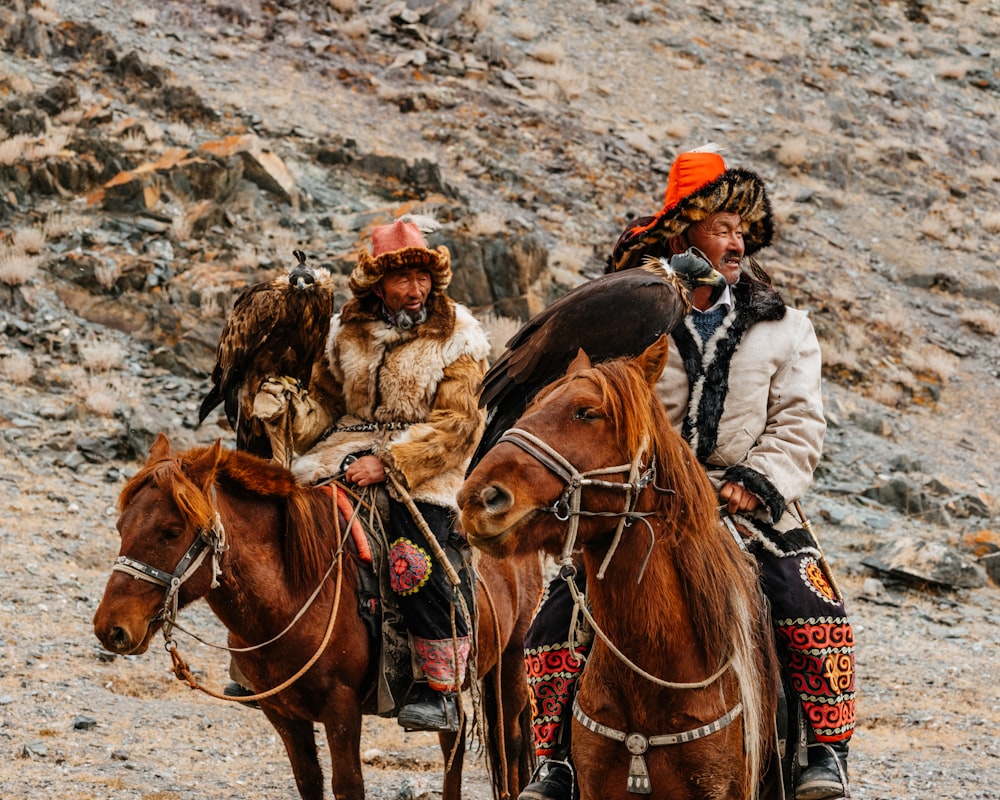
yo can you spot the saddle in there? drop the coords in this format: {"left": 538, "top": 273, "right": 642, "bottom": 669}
{"left": 328, "top": 482, "right": 477, "bottom": 717}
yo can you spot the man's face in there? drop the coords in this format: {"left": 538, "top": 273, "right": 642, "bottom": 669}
{"left": 376, "top": 268, "right": 432, "bottom": 313}
{"left": 686, "top": 212, "right": 745, "bottom": 284}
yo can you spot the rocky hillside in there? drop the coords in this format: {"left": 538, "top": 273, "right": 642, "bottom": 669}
{"left": 1, "top": 1, "right": 999, "bottom": 797}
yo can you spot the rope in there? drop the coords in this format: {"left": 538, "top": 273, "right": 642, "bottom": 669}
{"left": 169, "top": 493, "right": 347, "bottom": 704}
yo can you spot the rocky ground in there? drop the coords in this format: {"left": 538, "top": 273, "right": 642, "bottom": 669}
{"left": 2, "top": 0, "right": 999, "bottom": 798}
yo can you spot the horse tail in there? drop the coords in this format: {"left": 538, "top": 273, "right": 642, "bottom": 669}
{"left": 480, "top": 665, "right": 536, "bottom": 800}
{"left": 729, "top": 586, "right": 779, "bottom": 800}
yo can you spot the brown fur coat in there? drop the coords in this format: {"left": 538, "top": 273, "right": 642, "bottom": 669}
{"left": 292, "top": 292, "right": 490, "bottom": 509}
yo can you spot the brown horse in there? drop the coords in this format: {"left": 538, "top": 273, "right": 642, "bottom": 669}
{"left": 458, "top": 336, "right": 780, "bottom": 799}
{"left": 93, "top": 433, "right": 543, "bottom": 800}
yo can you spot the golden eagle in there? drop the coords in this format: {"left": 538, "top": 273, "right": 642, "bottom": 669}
{"left": 198, "top": 250, "right": 336, "bottom": 460}
{"left": 470, "top": 250, "right": 726, "bottom": 466}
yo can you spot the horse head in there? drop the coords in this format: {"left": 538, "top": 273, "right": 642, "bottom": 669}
{"left": 93, "top": 433, "right": 227, "bottom": 655}
{"left": 459, "top": 335, "right": 671, "bottom": 560}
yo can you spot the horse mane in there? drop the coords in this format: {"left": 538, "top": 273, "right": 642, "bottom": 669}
{"left": 121, "top": 445, "right": 337, "bottom": 589}
{"left": 587, "top": 358, "right": 775, "bottom": 794}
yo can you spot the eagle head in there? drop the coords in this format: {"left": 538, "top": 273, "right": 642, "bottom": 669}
{"left": 289, "top": 248, "right": 319, "bottom": 289}
{"left": 665, "top": 247, "right": 728, "bottom": 290}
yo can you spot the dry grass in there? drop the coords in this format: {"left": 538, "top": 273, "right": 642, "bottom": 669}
{"left": 13, "top": 225, "right": 47, "bottom": 254}
{"left": 341, "top": 17, "right": 370, "bottom": 39}
{"left": 83, "top": 380, "right": 124, "bottom": 417}
{"left": 530, "top": 42, "right": 564, "bottom": 65}
{"left": 464, "top": 0, "right": 496, "bottom": 32}
{"left": 934, "top": 58, "right": 973, "bottom": 80}
{"left": 0, "top": 353, "right": 35, "bottom": 384}
{"left": 479, "top": 311, "right": 523, "bottom": 362}
{"left": 981, "top": 211, "right": 1000, "bottom": 234}
{"left": 120, "top": 129, "right": 147, "bottom": 152}
{"left": 94, "top": 258, "right": 120, "bottom": 290}
{"left": 511, "top": 20, "right": 541, "bottom": 41}
{"left": 523, "top": 62, "right": 588, "bottom": 101}
{"left": 869, "top": 31, "right": 898, "bottom": 49}
{"left": 0, "top": 251, "right": 41, "bottom": 285}
{"left": 466, "top": 211, "right": 507, "bottom": 237}
{"left": 547, "top": 243, "right": 590, "bottom": 273}
{"left": 131, "top": 7, "right": 158, "bottom": 27}
{"left": 661, "top": 117, "right": 692, "bottom": 141}
{"left": 77, "top": 338, "right": 127, "bottom": 372}
{"left": 166, "top": 122, "right": 195, "bottom": 146}
{"left": 904, "top": 342, "right": 959, "bottom": 383}
{"left": 775, "top": 137, "right": 810, "bottom": 168}
{"left": 960, "top": 308, "right": 1000, "bottom": 337}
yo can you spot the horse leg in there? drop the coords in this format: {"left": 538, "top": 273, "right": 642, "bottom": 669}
{"left": 439, "top": 722, "right": 467, "bottom": 800}
{"left": 261, "top": 710, "right": 325, "bottom": 800}
{"left": 500, "top": 649, "right": 533, "bottom": 795}
{"left": 320, "top": 694, "right": 365, "bottom": 800}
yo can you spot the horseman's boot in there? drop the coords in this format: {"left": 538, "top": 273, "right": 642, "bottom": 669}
{"left": 519, "top": 742, "right": 575, "bottom": 800}
{"left": 396, "top": 683, "right": 460, "bottom": 732}
{"left": 224, "top": 659, "right": 260, "bottom": 709}
{"left": 396, "top": 636, "right": 470, "bottom": 732}
{"left": 796, "top": 741, "right": 850, "bottom": 800}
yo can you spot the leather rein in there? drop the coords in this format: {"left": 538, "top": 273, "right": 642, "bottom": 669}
{"left": 497, "top": 426, "right": 742, "bottom": 794}
{"left": 112, "top": 484, "right": 346, "bottom": 704}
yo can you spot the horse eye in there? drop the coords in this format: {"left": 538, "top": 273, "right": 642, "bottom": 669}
{"left": 162, "top": 528, "right": 182, "bottom": 540}
{"left": 574, "top": 407, "right": 599, "bottom": 421}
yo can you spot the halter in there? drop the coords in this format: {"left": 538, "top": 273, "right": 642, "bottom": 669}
{"left": 497, "top": 426, "right": 740, "bottom": 794}
{"left": 112, "top": 485, "right": 229, "bottom": 645}
{"left": 112, "top": 478, "right": 348, "bottom": 705}
{"left": 496, "top": 427, "right": 656, "bottom": 580}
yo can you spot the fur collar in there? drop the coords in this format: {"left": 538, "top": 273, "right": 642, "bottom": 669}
{"left": 673, "top": 280, "right": 786, "bottom": 462}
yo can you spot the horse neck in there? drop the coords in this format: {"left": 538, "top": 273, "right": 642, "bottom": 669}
{"left": 579, "top": 506, "right": 710, "bottom": 678}
{"left": 206, "top": 488, "right": 306, "bottom": 637}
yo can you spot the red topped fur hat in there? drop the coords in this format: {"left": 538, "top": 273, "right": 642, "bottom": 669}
{"left": 349, "top": 218, "right": 452, "bottom": 297}
{"left": 608, "top": 147, "right": 773, "bottom": 273}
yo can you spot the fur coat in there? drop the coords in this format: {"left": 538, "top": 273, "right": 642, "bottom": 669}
{"left": 656, "top": 280, "right": 826, "bottom": 532}
{"left": 292, "top": 292, "right": 491, "bottom": 510}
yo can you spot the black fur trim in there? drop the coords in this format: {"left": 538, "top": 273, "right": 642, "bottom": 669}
{"left": 723, "top": 464, "right": 786, "bottom": 524}
{"left": 673, "top": 281, "right": 786, "bottom": 462}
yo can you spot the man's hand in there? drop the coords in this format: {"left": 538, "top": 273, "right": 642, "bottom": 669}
{"left": 345, "top": 454, "right": 386, "bottom": 487}
{"left": 720, "top": 481, "right": 759, "bottom": 515}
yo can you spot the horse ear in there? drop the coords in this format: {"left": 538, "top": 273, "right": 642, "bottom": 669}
{"left": 566, "top": 348, "right": 592, "bottom": 374}
{"left": 147, "top": 432, "right": 171, "bottom": 464}
{"left": 188, "top": 439, "right": 224, "bottom": 490}
{"left": 638, "top": 334, "right": 670, "bottom": 386}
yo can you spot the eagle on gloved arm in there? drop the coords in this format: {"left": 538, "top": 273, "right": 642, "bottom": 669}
{"left": 470, "top": 248, "right": 726, "bottom": 468}
{"left": 197, "top": 249, "right": 336, "bottom": 460}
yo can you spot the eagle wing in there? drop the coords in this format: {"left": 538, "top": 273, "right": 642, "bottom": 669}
{"left": 471, "top": 262, "right": 695, "bottom": 467}
{"left": 198, "top": 267, "right": 335, "bottom": 458}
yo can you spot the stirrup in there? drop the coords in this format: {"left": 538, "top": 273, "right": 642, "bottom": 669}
{"left": 796, "top": 743, "right": 850, "bottom": 800}
{"left": 518, "top": 758, "right": 575, "bottom": 800}
{"left": 396, "top": 687, "right": 460, "bottom": 732}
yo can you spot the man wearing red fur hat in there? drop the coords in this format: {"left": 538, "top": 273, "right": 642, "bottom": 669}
{"left": 290, "top": 218, "right": 492, "bottom": 731}
{"left": 519, "top": 149, "right": 855, "bottom": 800}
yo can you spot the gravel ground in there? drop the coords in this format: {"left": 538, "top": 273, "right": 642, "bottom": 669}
{"left": 2, "top": 0, "right": 999, "bottom": 798}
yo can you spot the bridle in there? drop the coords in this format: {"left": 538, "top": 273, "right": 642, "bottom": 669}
{"left": 496, "top": 427, "right": 658, "bottom": 581}
{"left": 496, "top": 426, "right": 742, "bottom": 793}
{"left": 111, "top": 481, "right": 345, "bottom": 704}
{"left": 111, "top": 485, "right": 229, "bottom": 645}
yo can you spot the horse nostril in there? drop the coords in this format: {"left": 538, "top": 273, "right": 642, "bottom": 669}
{"left": 108, "top": 626, "right": 131, "bottom": 651}
{"left": 482, "top": 484, "right": 512, "bottom": 515}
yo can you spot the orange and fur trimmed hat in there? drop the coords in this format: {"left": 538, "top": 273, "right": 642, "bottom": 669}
{"left": 608, "top": 148, "right": 773, "bottom": 273}
{"left": 349, "top": 219, "right": 452, "bottom": 297}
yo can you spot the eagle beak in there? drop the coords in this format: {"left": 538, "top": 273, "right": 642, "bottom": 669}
{"left": 695, "top": 269, "right": 729, "bottom": 289}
